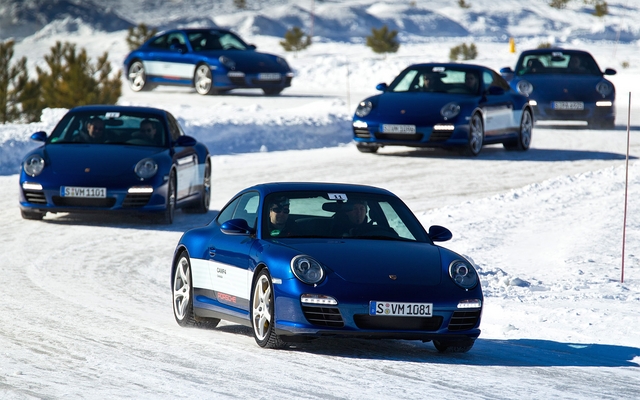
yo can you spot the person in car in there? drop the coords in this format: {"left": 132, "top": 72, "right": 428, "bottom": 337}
{"left": 267, "top": 196, "right": 298, "bottom": 237}
{"left": 75, "top": 118, "right": 106, "bottom": 143}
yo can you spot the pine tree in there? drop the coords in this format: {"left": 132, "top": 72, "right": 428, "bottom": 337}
{"left": 449, "top": 43, "right": 478, "bottom": 61}
{"left": 280, "top": 27, "right": 311, "bottom": 55}
{"left": 126, "top": 23, "right": 158, "bottom": 51}
{"left": 366, "top": 25, "right": 400, "bottom": 55}
{"left": 0, "top": 40, "right": 29, "bottom": 123}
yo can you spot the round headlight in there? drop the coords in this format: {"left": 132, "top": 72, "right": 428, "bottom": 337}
{"left": 449, "top": 260, "right": 478, "bottom": 290}
{"left": 23, "top": 154, "right": 45, "bottom": 177}
{"left": 134, "top": 158, "right": 158, "bottom": 179}
{"left": 291, "top": 255, "right": 324, "bottom": 285}
{"left": 219, "top": 55, "right": 235, "bottom": 70}
{"left": 355, "top": 101, "right": 373, "bottom": 117}
{"left": 517, "top": 80, "right": 533, "bottom": 97}
{"left": 596, "top": 81, "right": 613, "bottom": 97}
{"left": 441, "top": 102, "right": 461, "bottom": 119}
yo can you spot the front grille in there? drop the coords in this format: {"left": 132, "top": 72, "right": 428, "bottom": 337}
{"left": 376, "top": 133, "right": 423, "bottom": 141}
{"left": 354, "top": 128, "right": 371, "bottom": 138}
{"left": 251, "top": 78, "right": 283, "bottom": 85}
{"left": 429, "top": 130, "right": 453, "bottom": 142}
{"left": 229, "top": 76, "right": 246, "bottom": 85}
{"left": 122, "top": 193, "right": 152, "bottom": 208}
{"left": 353, "top": 315, "right": 443, "bottom": 331}
{"left": 541, "top": 108, "right": 590, "bottom": 118}
{"left": 52, "top": 196, "right": 116, "bottom": 208}
{"left": 448, "top": 310, "right": 481, "bottom": 331}
{"left": 302, "top": 305, "right": 344, "bottom": 327}
{"left": 24, "top": 190, "right": 47, "bottom": 204}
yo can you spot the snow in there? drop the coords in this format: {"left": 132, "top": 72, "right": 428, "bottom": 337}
{"left": 1, "top": 0, "right": 640, "bottom": 398}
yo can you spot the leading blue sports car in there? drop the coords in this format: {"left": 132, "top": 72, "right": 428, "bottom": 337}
{"left": 19, "top": 105, "right": 211, "bottom": 223}
{"left": 124, "top": 28, "right": 293, "bottom": 95}
{"left": 352, "top": 63, "right": 533, "bottom": 156}
{"left": 500, "top": 48, "right": 616, "bottom": 129}
{"left": 172, "top": 182, "right": 483, "bottom": 352}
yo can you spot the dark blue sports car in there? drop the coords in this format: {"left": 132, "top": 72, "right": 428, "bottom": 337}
{"left": 172, "top": 182, "right": 483, "bottom": 352}
{"left": 352, "top": 63, "right": 533, "bottom": 156}
{"left": 124, "top": 28, "right": 293, "bottom": 95}
{"left": 19, "top": 105, "right": 211, "bottom": 223}
{"left": 500, "top": 48, "right": 616, "bottom": 129}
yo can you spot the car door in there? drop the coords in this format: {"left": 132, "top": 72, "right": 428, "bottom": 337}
{"left": 206, "top": 191, "right": 260, "bottom": 312}
{"left": 167, "top": 113, "right": 197, "bottom": 200}
{"left": 143, "top": 31, "right": 195, "bottom": 82}
{"left": 480, "top": 70, "right": 515, "bottom": 138}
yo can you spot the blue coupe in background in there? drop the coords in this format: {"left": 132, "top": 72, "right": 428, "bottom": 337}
{"left": 352, "top": 63, "right": 533, "bottom": 156}
{"left": 19, "top": 105, "right": 211, "bottom": 223}
{"left": 124, "top": 28, "right": 293, "bottom": 95}
{"left": 500, "top": 48, "right": 616, "bottom": 129}
{"left": 172, "top": 182, "right": 483, "bottom": 352}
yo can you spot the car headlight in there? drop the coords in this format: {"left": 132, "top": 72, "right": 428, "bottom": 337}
{"left": 596, "top": 81, "right": 613, "bottom": 97}
{"left": 355, "top": 101, "right": 373, "bottom": 117}
{"left": 276, "top": 57, "right": 289, "bottom": 68}
{"left": 219, "top": 55, "right": 235, "bottom": 70}
{"left": 517, "top": 80, "right": 533, "bottom": 97}
{"left": 449, "top": 260, "right": 478, "bottom": 290}
{"left": 134, "top": 158, "right": 158, "bottom": 179}
{"left": 23, "top": 154, "right": 45, "bottom": 177}
{"left": 291, "top": 255, "right": 324, "bottom": 285}
{"left": 441, "top": 102, "right": 460, "bottom": 119}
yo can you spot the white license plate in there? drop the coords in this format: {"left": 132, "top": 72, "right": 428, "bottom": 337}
{"left": 369, "top": 301, "right": 433, "bottom": 317}
{"left": 553, "top": 101, "right": 584, "bottom": 110}
{"left": 61, "top": 186, "right": 107, "bottom": 198}
{"left": 381, "top": 124, "right": 416, "bottom": 134}
{"left": 258, "top": 73, "right": 281, "bottom": 81}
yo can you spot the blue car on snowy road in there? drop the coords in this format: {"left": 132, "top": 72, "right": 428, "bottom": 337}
{"left": 124, "top": 28, "right": 293, "bottom": 96}
{"left": 171, "top": 182, "right": 483, "bottom": 352}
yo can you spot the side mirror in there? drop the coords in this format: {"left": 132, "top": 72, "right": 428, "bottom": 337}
{"left": 31, "top": 131, "right": 47, "bottom": 142}
{"left": 428, "top": 225, "right": 452, "bottom": 242}
{"left": 248, "top": 44, "right": 257, "bottom": 50}
{"left": 499, "top": 67, "right": 514, "bottom": 74}
{"left": 174, "top": 135, "right": 197, "bottom": 147}
{"left": 375, "top": 83, "right": 388, "bottom": 91}
{"left": 221, "top": 218, "right": 255, "bottom": 235}
{"left": 604, "top": 68, "right": 617, "bottom": 76}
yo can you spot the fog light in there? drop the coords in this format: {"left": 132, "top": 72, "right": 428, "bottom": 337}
{"left": 22, "top": 182, "right": 43, "bottom": 190}
{"left": 528, "top": 100, "right": 537, "bottom": 106}
{"left": 596, "top": 101, "right": 612, "bottom": 107}
{"left": 353, "top": 120, "right": 368, "bottom": 128}
{"left": 128, "top": 186, "right": 153, "bottom": 194}
{"left": 457, "top": 299, "right": 482, "bottom": 309}
{"left": 434, "top": 124, "right": 455, "bottom": 131}
{"left": 301, "top": 294, "right": 338, "bottom": 305}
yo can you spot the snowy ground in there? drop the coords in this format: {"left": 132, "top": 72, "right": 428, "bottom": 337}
{"left": 1, "top": 1, "right": 640, "bottom": 399}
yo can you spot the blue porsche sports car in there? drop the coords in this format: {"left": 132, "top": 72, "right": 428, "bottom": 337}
{"left": 352, "top": 63, "right": 533, "bottom": 156}
{"left": 172, "top": 182, "right": 483, "bottom": 352}
{"left": 19, "top": 105, "right": 211, "bottom": 223}
{"left": 124, "top": 28, "right": 293, "bottom": 95}
{"left": 500, "top": 48, "right": 616, "bottom": 129}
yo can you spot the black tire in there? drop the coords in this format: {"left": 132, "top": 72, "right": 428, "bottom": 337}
{"left": 588, "top": 118, "right": 615, "bottom": 130}
{"left": 356, "top": 143, "right": 379, "bottom": 153}
{"left": 127, "top": 60, "right": 155, "bottom": 92}
{"left": 195, "top": 160, "right": 211, "bottom": 213}
{"left": 504, "top": 108, "right": 533, "bottom": 151}
{"left": 20, "top": 209, "right": 44, "bottom": 220}
{"left": 433, "top": 339, "right": 475, "bottom": 353}
{"left": 172, "top": 251, "right": 220, "bottom": 328}
{"left": 464, "top": 113, "right": 484, "bottom": 156}
{"left": 262, "top": 88, "right": 283, "bottom": 96}
{"left": 250, "top": 269, "right": 285, "bottom": 349}
{"left": 162, "top": 170, "right": 176, "bottom": 224}
{"left": 194, "top": 64, "right": 215, "bottom": 95}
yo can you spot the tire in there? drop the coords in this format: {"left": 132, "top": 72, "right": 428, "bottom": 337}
{"left": 588, "top": 118, "right": 615, "bottom": 130}
{"left": 162, "top": 170, "right": 176, "bottom": 224}
{"left": 433, "top": 339, "right": 475, "bottom": 353}
{"left": 356, "top": 143, "right": 379, "bottom": 153}
{"left": 185, "top": 159, "right": 211, "bottom": 214}
{"left": 20, "top": 209, "right": 44, "bottom": 220}
{"left": 127, "top": 61, "right": 155, "bottom": 92}
{"left": 172, "top": 251, "right": 220, "bottom": 328}
{"left": 464, "top": 113, "right": 484, "bottom": 156}
{"left": 194, "top": 64, "right": 215, "bottom": 95}
{"left": 504, "top": 108, "right": 533, "bottom": 151}
{"left": 251, "top": 269, "right": 285, "bottom": 349}
{"left": 262, "top": 88, "right": 283, "bottom": 96}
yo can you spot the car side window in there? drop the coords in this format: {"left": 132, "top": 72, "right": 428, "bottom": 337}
{"left": 166, "top": 113, "right": 182, "bottom": 142}
{"left": 491, "top": 72, "right": 511, "bottom": 90}
{"left": 148, "top": 35, "right": 168, "bottom": 49}
{"left": 217, "top": 192, "right": 260, "bottom": 228}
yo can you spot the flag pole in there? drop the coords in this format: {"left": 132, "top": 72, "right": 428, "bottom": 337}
{"left": 622, "top": 92, "right": 631, "bottom": 283}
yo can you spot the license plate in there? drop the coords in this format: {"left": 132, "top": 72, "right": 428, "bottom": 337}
{"left": 553, "top": 101, "right": 584, "bottom": 110}
{"left": 381, "top": 124, "right": 416, "bottom": 134}
{"left": 258, "top": 73, "right": 281, "bottom": 81}
{"left": 369, "top": 301, "right": 433, "bottom": 317}
{"left": 61, "top": 186, "right": 107, "bottom": 198}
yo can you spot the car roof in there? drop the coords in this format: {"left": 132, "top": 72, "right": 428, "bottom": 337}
{"left": 155, "top": 27, "right": 233, "bottom": 37}
{"left": 241, "top": 182, "right": 396, "bottom": 197}
{"left": 404, "top": 63, "right": 490, "bottom": 72}
{"left": 68, "top": 105, "right": 168, "bottom": 117}
{"left": 519, "top": 48, "right": 593, "bottom": 56}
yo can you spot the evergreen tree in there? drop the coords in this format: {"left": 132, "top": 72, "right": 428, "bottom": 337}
{"left": 449, "top": 43, "right": 478, "bottom": 61}
{"left": 0, "top": 40, "right": 29, "bottom": 123}
{"left": 280, "top": 27, "right": 311, "bottom": 54}
{"left": 234, "top": 0, "right": 246, "bottom": 9}
{"left": 126, "top": 23, "right": 158, "bottom": 51}
{"left": 366, "top": 25, "right": 400, "bottom": 55}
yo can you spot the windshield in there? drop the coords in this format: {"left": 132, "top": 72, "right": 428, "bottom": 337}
{"left": 388, "top": 66, "right": 481, "bottom": 95}
{"left": 261, "top": 191, "right": 429, "bottom": 242}
{"left": 47, "top": 111, "right": 168, "bottom": 147}
{"left": 516, "top": 51, "right": 601, "bottom": 76}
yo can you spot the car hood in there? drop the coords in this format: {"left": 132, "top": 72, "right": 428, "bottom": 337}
{"left": 199, "top": 50, "right": 289, "bottom": 73}
{"left": 285, "top": 239, "right": 443, "bottom": 286}
{"left": 44, "top": 144, "right": 166, "bottom": 176}
{"left": 519, "top": 75, "right": 613, "bottom": 99}
{"left": 373, "top": 92, "right": 476, "bottom": 120}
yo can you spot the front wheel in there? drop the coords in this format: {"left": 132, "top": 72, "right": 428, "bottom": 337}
{"left": 433, "top": 339, "right": 475, "bottom": 353}
{"left": 161, "top": 170, "right": 176, "bottom": 224}
{"left": 504, "top": 108, "right": 533, "bottom": 151}
{"left": 262, "top": 88, "right": 283, "bottom": 96}
{"left": 251, "top": 269, "right": 285, "bottom": 349}
{"left": 356, "top": 143, "right": 379, "bottom": 153}
{"left": 21, "top": 209, "right": 44, "bottom": 220}
{"left": 464, "top": 113, "right": 484, "bottom": 156}
{"left": 194, "top": 64, "right": 215, "bottom": 95}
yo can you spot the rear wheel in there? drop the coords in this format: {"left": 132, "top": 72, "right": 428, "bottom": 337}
{"left": 127, "top": 61, "right": 155, "bottom": 92}
{"left": 172, "top": 251, "right": 220, "bottom": 328}
{"left": 504, "top": 108, "right": 533, "bottom": 151}
{"left": 185, "top": 159, "right": 211, "bottom": 213}
{"left": 20, "top": 210, "right": 44, "bottom": 220}
{"left": 433, "top": 339, "right": 475, "bottom": 353}
{"left": 464, "top": 113, "right": 484, "bottom": 156}
{"left": 194, "top": 64, "right": 215, "bottom": 95}
{"left": 251, "top": 269, "right": 285, "bottom": 349}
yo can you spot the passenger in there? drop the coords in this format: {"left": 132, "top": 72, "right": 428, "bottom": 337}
{"left": 334, "top": 199, "right": 374, "bottom": 237}
{"left": 138, "top": 119, "right": 162, "bottom": 145}
{"left": 464, "top": 72, "right": 480, "bottom": 94}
